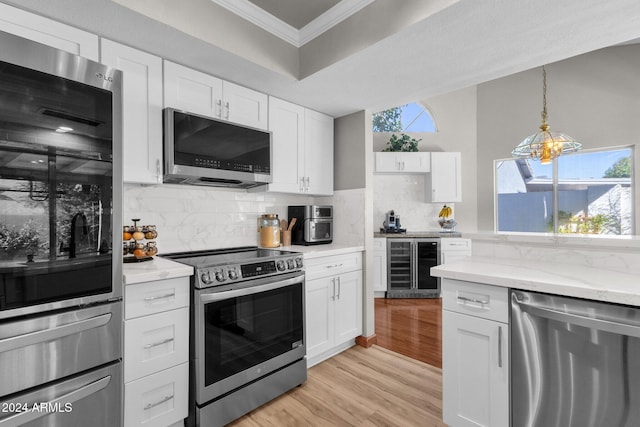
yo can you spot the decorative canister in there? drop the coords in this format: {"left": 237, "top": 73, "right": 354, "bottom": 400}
{"left": 258, "top": 214, "right": 281, "bottom": 248}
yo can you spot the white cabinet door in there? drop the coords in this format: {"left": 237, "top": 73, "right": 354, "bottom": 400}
{"left": 333, "top": 270, "right": 362, "bottom": 344}
{"left": 101, "top": 39, "right": 163, "bottom": 184}
{"left": 222, "top": 80, "right": 268, "bottom": 130}
{"left": 428, "top": 151, "right": 462, "bottom": 202}
{"left": 267, "top": 97, "right": 305, "bottom": 193}
{"left": 442, "top": 311, "right": 509, "bottom": 427}
{"left": 374, "top": 152, "right": 430, "bottom": 173}
{"left": 163, "top": 61, "right": 267, "bottom": 129}
{"left": 163, "top": 60, "right": 222, "bottom": 118}
{"left": 305, "top": 276, "right": 334, "bottom": 358}
{"left": 304, "top": 109, "right": 334, "bottom": 195}
{"left": 373, "top": 238, "right": 388, "bottom": 292}
{"left": 0, "top": 3, "right": 99, "bottom": 60}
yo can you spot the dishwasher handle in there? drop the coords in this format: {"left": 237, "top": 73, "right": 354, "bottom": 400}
{"left": 513, "top": 293, "right": 640, "bottom": 339}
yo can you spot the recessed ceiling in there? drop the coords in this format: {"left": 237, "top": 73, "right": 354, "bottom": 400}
{"left": 210, "top": 0, "right": 374, "bottom": 46}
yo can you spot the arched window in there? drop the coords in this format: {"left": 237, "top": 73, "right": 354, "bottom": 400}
{"left": 372, "top": 102, "right": 437, "bottom": 133}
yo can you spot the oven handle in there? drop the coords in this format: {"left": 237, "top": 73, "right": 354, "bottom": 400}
{"left": 0, "top": 375, "right": 111, "bottom": 427}
{"left": 199, "top": 273, "right": 304, "bottom": 303}
{"left": 0, "top": 313, "right": 112, "bottom": 353}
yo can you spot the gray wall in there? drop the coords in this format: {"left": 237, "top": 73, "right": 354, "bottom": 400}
{"left": 334, "top": 111, "right": 369, "bottom": 190}
{"left": 477, "top": 44, "right": 640, "bottom": 231}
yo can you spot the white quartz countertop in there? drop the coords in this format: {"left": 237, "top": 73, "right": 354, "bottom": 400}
{"left": 123, "top": 256, "right": 193, "bottom": 285}
{"left": 284, "top": 244, "right": 364, "bottom": 259}
{"left": 431, "top": 256, "right": 640, "bottom": 306}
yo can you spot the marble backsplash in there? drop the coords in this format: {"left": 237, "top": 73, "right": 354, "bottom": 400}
{"left": 124, "top": 184, "right": 365, "bottom": 253}
{"left": 373, "top": 174, "right": 451, "bottom": 232}
{"left": 469, "top": 232, "right": 640, "bottom": 276}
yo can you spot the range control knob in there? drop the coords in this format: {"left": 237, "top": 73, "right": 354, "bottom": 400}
{"left": 228, "top": 269, "right": 238, "bottom": 280}
{"left": 201, "top": 271, "right": 214, "bottom": 285}
{"left": 215, "top": 270, "right": 226, "bottom": 282}
{"left": 295, "top": 257, "right": 303, "bottom": 268}
{"left": 287, "top": 259, "right": 295, "bottom": 270}
{"left": 276, "top": 260, "right": 286, "bottom": 271}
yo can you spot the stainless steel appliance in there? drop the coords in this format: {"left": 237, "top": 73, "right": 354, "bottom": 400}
{"left": 163, "top": 107, "right": 272, "bottom": 188}
{"left": 0, "top": 30, "right": 123, "bottom": 426}
{"left": 288, "top": 205, "right": 333, "bottom": 245}
{"left": 511, "top": 290, "right": 640, "bottom": 427}
{"left": 163, "top": 247, "right": 307, "bottom": 427}
{"left": 386, "top": 238, "right": 440, "bottom": 298}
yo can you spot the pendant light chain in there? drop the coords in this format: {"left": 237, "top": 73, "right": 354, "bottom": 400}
{"left": 541, "top": 65, "right": 548, "bottom": 127}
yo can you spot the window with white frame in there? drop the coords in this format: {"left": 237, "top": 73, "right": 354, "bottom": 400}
{"left": 495, "top": 146, "right": 634, "bottom": 235}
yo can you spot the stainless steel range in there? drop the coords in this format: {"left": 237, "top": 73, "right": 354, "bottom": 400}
{"left": 163, "top": 247, "right": 307, "bottom": 427}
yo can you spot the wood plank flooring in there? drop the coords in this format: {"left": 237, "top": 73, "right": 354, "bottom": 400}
{"left": 228, "top": 345, "right": 445, "bottom": 427}
{"left": 374, "top": 298, "right": 442, "bottom": 368}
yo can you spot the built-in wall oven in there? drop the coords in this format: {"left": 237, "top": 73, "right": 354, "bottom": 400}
{"left": 0, "top": 30, "right": 123, "bottom": 426}
{"left": 163, "top": 247, "right": 307, "bottom": 427}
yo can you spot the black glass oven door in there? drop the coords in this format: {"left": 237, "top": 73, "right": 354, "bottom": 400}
{"left": 196, "top": 272, "right": 305, "bottom": 403}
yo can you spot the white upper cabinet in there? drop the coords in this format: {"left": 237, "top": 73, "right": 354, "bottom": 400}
{"left": 266, "top": 97, "right": 305, "bottom": 193}
{"left": 374, "top": 152, "right": 431, "bottom": 173}
{"left": 265, "top": 97, "right": 333, "bottom": 196}
{"left": 426, "top": 151, "right": 462, "bottom": 202}
{"left": 304, "top": 108, "right": 334, "bottom": 195}
{"left": 101, "top": 39, "right": 163, "bottom": 184}
{"left": 163, "top": 61, "right": 268, "bottom": 130}
{"left": 0, "top": 3, "right": 98, "bottom": 60}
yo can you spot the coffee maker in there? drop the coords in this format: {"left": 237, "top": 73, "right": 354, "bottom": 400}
{"left": 380, "top": 210, "right": 406, "bottom": 233}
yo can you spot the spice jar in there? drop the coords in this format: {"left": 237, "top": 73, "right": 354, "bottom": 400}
{"left": 145, "top": 225, "right": 158, "bottom": 239}
{"left": 258, "top": 214, "right": 280, "bottom": 248}
{"left": 133, "top": 242, "right": 146, "bottom": 258}
{"left": 132, "top": 226, "right": 145, "bottom": 241}
{"left": 123, "top": 226, "right": 132, "bottom": 241}
{"left": 145, "top": 241, "right": 158, "bottom": 257}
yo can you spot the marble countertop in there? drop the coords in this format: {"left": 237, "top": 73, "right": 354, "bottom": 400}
{"left": 123, "top": 256, "right": 193, "bottom": 285}
{"left": 374, "top": 231, "right": 462, "bottom": 238}
{"left": 284, "top": 244, "right": 364, "bottom": 259}
{"left": 431, "top": 256, "right": 640, "bottom": 306}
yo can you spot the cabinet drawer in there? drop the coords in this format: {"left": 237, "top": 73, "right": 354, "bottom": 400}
{"left": 124, "top": 362, "right": 188, "bottom": 427}
{"left": 440, "top": 238, "right": 472, "bottom": 252}
{"left": 124, "top": 308, "right": 189, "bottom": 382}
{"left": 125, "top": 277, "right": 189, "bottom": 319}
{"left": 442, "top": 278, "right": 508, "bottom": 323}
{"left": 304, "top": 251, "right": 362, "bottom": 280}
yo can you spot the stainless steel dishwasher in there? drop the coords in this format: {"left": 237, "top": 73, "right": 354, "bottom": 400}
{"left": 511, "top": 290, "right": 640, "bottom": 427}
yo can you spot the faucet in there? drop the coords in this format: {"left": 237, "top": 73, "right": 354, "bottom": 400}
{"left": 70, "top": 212, "right": 88, "bottom": 258}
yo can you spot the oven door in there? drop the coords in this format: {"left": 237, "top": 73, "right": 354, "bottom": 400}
{"left": 306, "top": 218, "right": 332, "bottom": 243}
{"left": 195, "top": 271, "right": 305, "bottom": 404}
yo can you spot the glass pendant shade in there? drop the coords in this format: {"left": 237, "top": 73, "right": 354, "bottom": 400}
{"left": 511, "top": 66, "right": 581, "bottom": 163}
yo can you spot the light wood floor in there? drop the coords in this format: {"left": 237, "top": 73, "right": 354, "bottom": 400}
{"left": 228, "top": 345, "right": 445, "bottom": 426}
{"left": 374, "top": 298, "right": 442, "bottom": 368}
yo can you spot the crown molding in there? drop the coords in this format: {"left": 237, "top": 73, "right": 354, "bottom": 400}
{"left": 210, "top": 0, "right": 375, "bottom": 47}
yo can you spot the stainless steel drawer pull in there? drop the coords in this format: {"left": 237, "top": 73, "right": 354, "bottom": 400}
{"left": 0, "top": 313, "right": 112, "bottom": 353}
{"left": 498, "top": 326, "right": 503, "bottom": 368}
{"left": 457, "top": 296, "right": 489, "bottom": 305}
{"left": 143, "top": 292, "right": 176, "bottom": 302}
{"left": 143, "top": 338, "right": 174, "bottom": 349}
{"left": 144, "top": 395, "right": 174, "bottom": 410}
{"left": 326, "top": 263, "right": 344, "bottom": 269}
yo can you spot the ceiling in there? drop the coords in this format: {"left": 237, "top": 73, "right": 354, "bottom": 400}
{"left": 7, "top": 0, "right": 640, "bottom": 118}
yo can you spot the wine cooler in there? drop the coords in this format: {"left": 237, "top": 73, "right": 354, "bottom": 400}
{"left": 386, "top": 239, "right": 440, "bottom": 298}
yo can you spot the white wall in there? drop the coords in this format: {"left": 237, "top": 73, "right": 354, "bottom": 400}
{"left": 477, "top": 44, "right": 640, "bottom": 232}
{"left": 373, "top": 85, "right": 478, "bottom": 232}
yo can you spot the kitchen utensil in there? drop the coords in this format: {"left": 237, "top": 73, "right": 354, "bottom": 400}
{"left": 288, "top": 217, "right": 296, "bottom": 231}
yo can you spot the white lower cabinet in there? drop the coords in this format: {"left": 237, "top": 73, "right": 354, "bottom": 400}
{"left": 124, "top": 363, "right": 188, "bottom": 427}
{"left": 442, "top": 279, "right": 509, "bottom": 427}
{"left": 373, "top": 238, "right": 387, "bottom": 293}
{"left": 124, "top": 276, "right": 190, "bottom": 427}
{"left": 305, "top": 251, "right": 363, "bottom": 367}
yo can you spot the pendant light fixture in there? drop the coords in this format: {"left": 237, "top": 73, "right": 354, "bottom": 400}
{"left": 511, "top": 66, "right": 581, "bottom": 164}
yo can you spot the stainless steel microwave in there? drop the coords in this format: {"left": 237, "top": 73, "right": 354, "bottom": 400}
{"left": 163, "top": 108, "right": 272, "bottom": 188}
